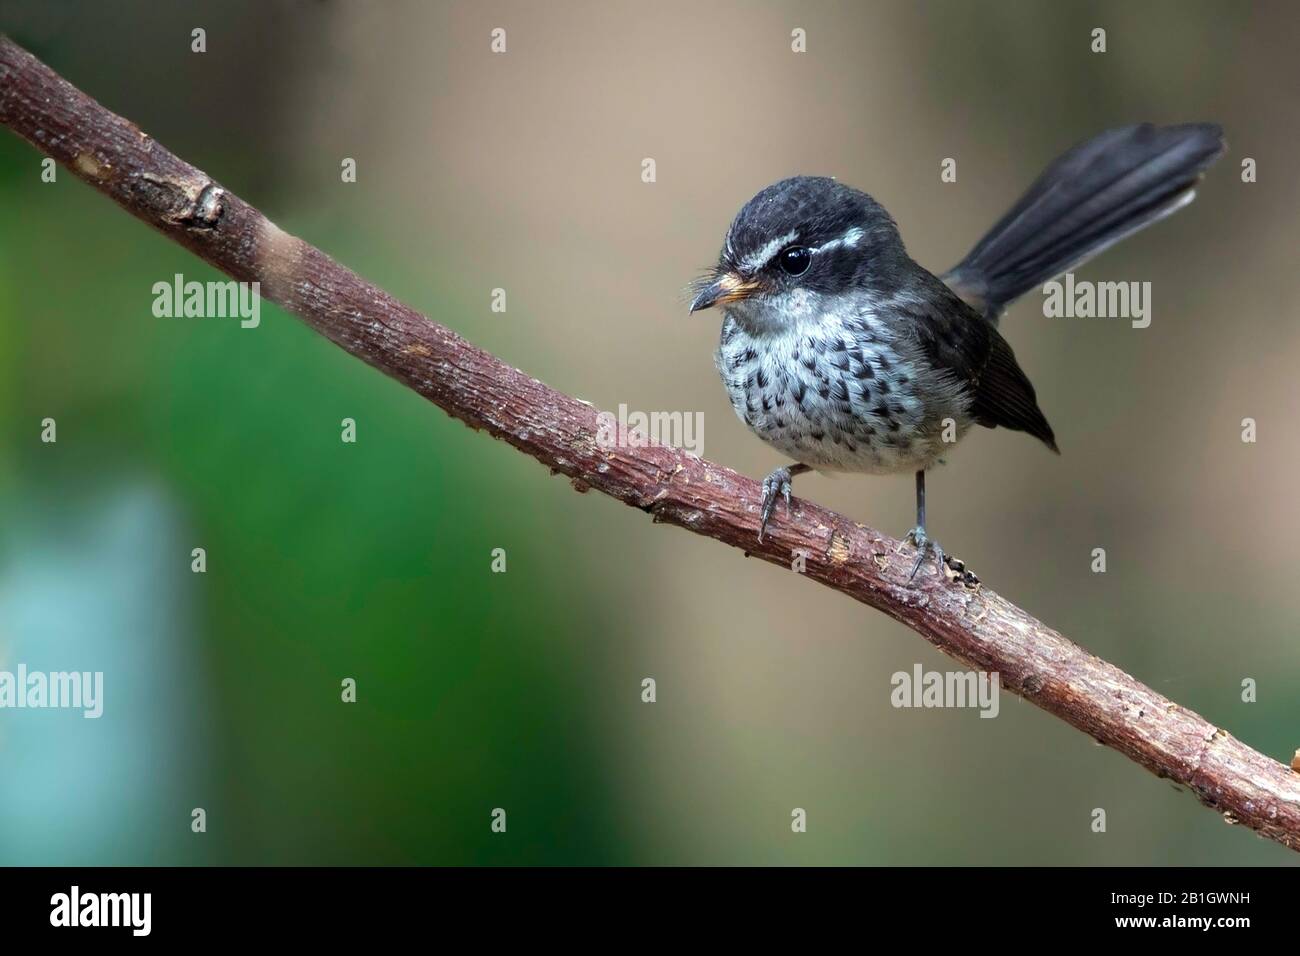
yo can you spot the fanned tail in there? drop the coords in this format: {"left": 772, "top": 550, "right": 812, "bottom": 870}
{"left": 943, "top": 123, "right": 1226, "bottom": 323}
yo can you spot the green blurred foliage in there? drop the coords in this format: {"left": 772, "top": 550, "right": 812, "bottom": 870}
{"left": 0, "top": 114, "right": 621, "bottom": 866}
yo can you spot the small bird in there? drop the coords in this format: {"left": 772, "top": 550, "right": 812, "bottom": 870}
{"left": 689, "top": 123, "right": 1225, "bottom": 579}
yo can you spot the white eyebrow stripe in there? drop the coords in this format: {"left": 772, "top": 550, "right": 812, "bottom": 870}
{"left": 813, "top": 226, "right": 865, "bottom": 255}
{"left": 740, "top": 230, "right": 798, "bottom": 274}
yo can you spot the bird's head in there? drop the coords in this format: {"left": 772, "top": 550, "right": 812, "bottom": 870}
{"left": 689, "top": 176, "right": 907, "bottom": 329}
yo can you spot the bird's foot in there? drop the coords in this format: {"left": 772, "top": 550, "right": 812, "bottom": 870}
{"left": 903, "top": 527, "right": 980, "bottom": 588}
{"left": 904, "top": 526, "right": 945, "bottom": 582}
{"left": 758, "top": 466, "right": 796, "bottom": 542}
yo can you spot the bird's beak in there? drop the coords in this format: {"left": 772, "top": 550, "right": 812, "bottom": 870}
{"left": 689, "top": 272, "right": 759, "bottom": 313}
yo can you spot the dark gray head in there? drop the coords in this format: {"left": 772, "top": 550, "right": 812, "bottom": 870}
{"left": 689, "top": 176, "right": 910, "bottom": 320}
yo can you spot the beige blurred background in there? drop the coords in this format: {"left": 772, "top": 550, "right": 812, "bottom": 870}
{"left": 3, "top": 0, "right": 1298, "bottom": 864}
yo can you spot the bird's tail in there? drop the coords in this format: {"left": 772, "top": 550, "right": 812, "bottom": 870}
{"left": 942, "top": 123, "right": 1226, "bottom": 323}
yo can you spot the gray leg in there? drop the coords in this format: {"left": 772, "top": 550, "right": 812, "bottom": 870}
{"left": 905, "top": 469, "right": 946, "bottom": 581}
{"left": 759, "top": 463, "right": 811, "bottom": 542}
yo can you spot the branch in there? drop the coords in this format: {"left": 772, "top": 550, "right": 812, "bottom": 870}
{"left": 3, "top": 34, "right": 1297, "bottom": 853}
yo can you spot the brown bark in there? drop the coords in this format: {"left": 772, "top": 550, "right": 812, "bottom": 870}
{"left": 3, "top": 34, "right": 1297, "bottom": 853}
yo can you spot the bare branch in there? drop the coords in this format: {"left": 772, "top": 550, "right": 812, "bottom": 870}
{"left": 3, "top": 34, "right": 1297, "bottom": 853}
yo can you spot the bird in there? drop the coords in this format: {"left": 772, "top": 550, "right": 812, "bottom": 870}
{"left": 689, "top": 123, "right": 1226, "bottom": 580}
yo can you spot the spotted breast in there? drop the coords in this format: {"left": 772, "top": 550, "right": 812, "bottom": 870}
{"left": 714, "top": 296, "right": 974, "bottom": 475}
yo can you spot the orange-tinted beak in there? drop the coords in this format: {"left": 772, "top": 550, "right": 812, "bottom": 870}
{"left": 689, "top": 272, "right": 760, "bottom": 313}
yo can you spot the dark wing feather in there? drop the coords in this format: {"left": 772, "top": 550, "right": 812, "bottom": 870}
{"left": 969, "top": 330, "right": 1058, "bottom": 452}
{"left": 907, "top": 280, "right": 1058, "bottom": 452}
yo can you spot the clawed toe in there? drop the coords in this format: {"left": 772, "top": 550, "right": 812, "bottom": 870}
{"left": 905, "top": 526, "right": 945, "bottom": 582}
{"left": 903, "top": 527, "right": 979, "bottom": 587}
{"left": 759, "top": 467, "right": 794, "bottom": 542}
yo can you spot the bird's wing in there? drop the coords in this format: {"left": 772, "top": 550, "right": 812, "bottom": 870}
{"left": 904, "top": 287, "right": 1058, "bottom": 452}
{"left": 968, "top": 329, "right": 1058, "bottom": 452}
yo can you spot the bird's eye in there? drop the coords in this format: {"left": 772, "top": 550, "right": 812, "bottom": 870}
{"left": 777, "top": 246, "right": 812, "bottom": 276}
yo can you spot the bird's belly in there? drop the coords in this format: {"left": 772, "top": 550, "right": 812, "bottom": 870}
{"left": 716, "top": 320, "right": 963, "bottom": 475}
{"left": 735, "top": 385, "right": 939, "bottom": 474}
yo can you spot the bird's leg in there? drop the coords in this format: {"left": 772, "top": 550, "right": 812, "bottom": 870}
{"left": 758, "top": 463, "right": 811, "bottom": 542}
{"left": 905, "top": 469, "right": 947, "bottom": 581}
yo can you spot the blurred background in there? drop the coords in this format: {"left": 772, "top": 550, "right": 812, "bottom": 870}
{"left": 1, "top": 0, "right": 1297, "bottom": 865}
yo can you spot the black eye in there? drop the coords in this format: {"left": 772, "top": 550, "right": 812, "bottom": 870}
{"left": 777, "top": 246, "right": 812, "bottom": 276}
